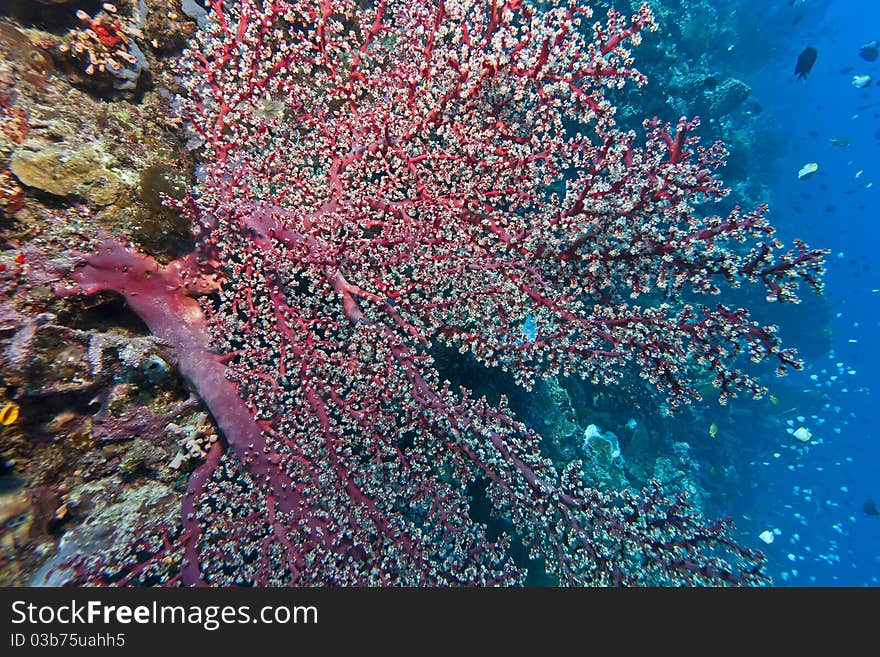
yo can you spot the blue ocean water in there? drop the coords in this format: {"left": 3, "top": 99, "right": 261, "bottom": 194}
{"left": 712, "top": 0, "right": 879, "bottom": 585}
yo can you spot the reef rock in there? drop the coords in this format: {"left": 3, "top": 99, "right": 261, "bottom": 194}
{"left": 10, "top": 137, "right": 125, "bottom": 206}
{"left": 706, "top": 78, "right": 752, "bottom": 117}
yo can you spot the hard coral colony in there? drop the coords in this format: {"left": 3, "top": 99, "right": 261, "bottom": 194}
{"left": 55, "top": 0, "right": 825, "bottom": 586}
{"left": 58, "top": 2, "right": 148, "bottom": 89}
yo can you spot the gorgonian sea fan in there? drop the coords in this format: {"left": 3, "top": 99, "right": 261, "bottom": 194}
{"left": 60, "top": 0, "right": 825, "bottom": 585}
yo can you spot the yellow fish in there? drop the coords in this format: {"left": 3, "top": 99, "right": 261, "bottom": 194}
{"left": 0, "top": 402, "right": 19, "bottom": 425}
{"left": 769, "top": 394, "right": 779, "bottom": 405}
{"left": 798, "top": 162, "right": 818, "bottom": 180}
{"left": 708, "top": 423, "right": 718, "bottom": 438}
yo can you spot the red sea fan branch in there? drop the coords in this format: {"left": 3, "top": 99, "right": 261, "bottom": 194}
{"left": 52, "top": 0, "right": 817, "bottom": 586}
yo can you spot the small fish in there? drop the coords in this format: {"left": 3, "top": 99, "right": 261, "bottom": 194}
{"left": 864, "top": 499, "right": 879, "bottom": 516}
{"left": 0, "top": 402, "right": 18, "bottom": 425}
{"left": 859, "top": 40, "right": 879, "bottom": 62}
{"left": 708, "top": 423, "right": 718, "bottom": 439}
{"left": 769, "top": 394, "right": 779, "bottom": 405}
{"left": 798, "top": 162, "right": 819, "bottom": 180}
{"left": 852, "top": 74, "right": 872, "bottom": 89}
{"left": 829, "top": 137, "right": 850, "bottom": 147}
{"left": 795, "top": 46, "right": 818, "bottom": 79}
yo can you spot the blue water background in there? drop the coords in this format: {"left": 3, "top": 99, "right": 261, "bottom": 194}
{"left": 700, "top": 0, "right": 878, "bottom": 585}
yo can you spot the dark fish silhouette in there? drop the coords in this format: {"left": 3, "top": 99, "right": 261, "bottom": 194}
{"left": 859, "top": 40, "right": 879, "bottom": 62}
{"left": 795, "top": 46, "right": 818, "bottom": 79}
{"left": 864, "top": 499, "right": 879, "bottom": 516}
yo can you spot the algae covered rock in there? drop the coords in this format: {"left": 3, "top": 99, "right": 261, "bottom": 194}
{"left": 29, "top": 479, "right": 180, "bottom": 586}
{"left": 705, "top": 78, "right": 751, "bottom": 117}
{"left": 10, "top": 136, "right": 125, "bottom": 206}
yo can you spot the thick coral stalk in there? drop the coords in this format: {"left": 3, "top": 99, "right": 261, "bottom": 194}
{"left": 56, "top": 241, "right": 277, "bottom": 487}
